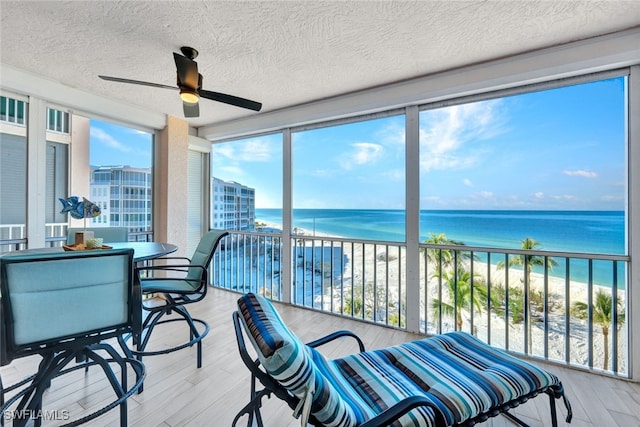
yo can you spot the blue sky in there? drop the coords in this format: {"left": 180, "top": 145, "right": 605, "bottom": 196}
{"left": 95, "top": 76, "right": 626, "bottom": 211}
{"left": 89, "top": 120, "right": 152, "bottom": 168}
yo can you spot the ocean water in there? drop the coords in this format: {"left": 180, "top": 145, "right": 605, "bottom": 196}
{"left": 256, "top": 209, "right": 625, "bottom": 255}
{"left": 256, "top": 209, "right": 626, "bottom": 286}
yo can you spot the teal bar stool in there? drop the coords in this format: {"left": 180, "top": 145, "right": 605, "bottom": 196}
{"left": 0, "top": 249, "right": 145, "bottom": 426}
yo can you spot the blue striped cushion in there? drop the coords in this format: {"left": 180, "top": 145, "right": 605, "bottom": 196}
{"left": 238, "top": 293, "right": 357, "bottom": 426}
{"left": 333, "top": 331, "right": 560, "bottom": 426}
{"left": 238, "top": 293, "right": 560, "bottom": 427}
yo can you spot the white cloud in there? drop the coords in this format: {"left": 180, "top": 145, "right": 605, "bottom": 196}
{"left": 463, "top": 178, "right": 473, "bottom": 187}
{"left": 419, "top": 99, "right": 505, "bottom": 171}
{"left": 563, "top": 169, "right": 597, "bottom": 178}
{"left": 309, "top": 169, "right": 337, "bottom": 177}
{"left": 214, "top": 137, "right": 272, "bottom": 162}
{"left": 382, "top": 168, "right": 404, "bottom": 181}
{"left": 550, "top": 194, "right": 578, "bottom": 201}
{"left": 534, "top": 191, "right": 544, "bottom": 199}
{"left": 470, "top": 191, "right": 495, "bottom": 200}
{"left": 90, "top": 127, "right": 132, "bottom": 153}
{"left": 340, "top": 142, "right": 383, "bottom": 170}
{"left": 218, "top": 165, "right": 245, "bottom": 177}
{"left": 377, "top": 121, "right": 405, "bottom": 147}
{"left": 214, "top": 144, "right": 235, "bottom": 159}
{"left": 240, "top": 139, "right": 272, "bottom": 161}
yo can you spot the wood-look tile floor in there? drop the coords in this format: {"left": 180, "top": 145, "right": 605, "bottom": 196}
{"left": 1, "top": 288, "right": 639, "bottom": 426}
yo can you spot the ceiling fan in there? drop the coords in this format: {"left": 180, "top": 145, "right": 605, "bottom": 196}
{"left": 99, "top": 46, "right": 262, "bottom": 118}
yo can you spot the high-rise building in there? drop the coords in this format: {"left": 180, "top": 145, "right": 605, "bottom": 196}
{"left": 90, "top": 165, "right": 152, "bottom": 233}
{"left": 211, "top": 177, "right": 255, "bottom": 231}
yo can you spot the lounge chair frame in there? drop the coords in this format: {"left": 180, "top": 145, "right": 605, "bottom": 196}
{"left": 232, "top": 302, "right": 573, "bottom": 427}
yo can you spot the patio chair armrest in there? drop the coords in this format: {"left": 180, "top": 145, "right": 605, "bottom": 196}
{"left": 306, "top": 330, "right": 366, "bottom": 352}
{"left": 136, "top": 264, "right": 205, "bottom": 273}
{"left": 155, "top": 256, "right": 191, "bottom": 261}
{"left": 359, "top": 396, "right": 447, "bottom": 427}
{"left": 148, "top": 256, "right": 192, "bottom": 265}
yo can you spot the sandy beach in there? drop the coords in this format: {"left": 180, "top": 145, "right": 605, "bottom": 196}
{"left": 258, "top": 220, "right": 627, "bottom": 373}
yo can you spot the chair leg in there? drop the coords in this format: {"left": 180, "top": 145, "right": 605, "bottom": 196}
{"left": 231, "top": 390, "right": 269, "bottom": 427}
{"left": 15, "top": 352, "right": 75, "bottom": 427}
{"left": 134, "top": 303, "right": 209, "bottom": 368}
{"left": 2, "top": 345, "right": 143, "bottom": 427}
{"left": 84, "top": 346, "right": 128, "bottom": 426}
{"left": 548, "top": 391, "right": 558, "bottom": 427}
{"left": 119, "top": 334, "right": 145, "bottom": 394}
{"left": 501, "top": 411, "right": 531, "bottom": 427}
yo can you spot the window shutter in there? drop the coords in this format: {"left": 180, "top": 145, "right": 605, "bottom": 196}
{"left": 0, "top": 134, "right": 27, "bottom": 226}
{"left": 187, "top": 150, "right": 203, "bottom": 256}
{"left": 45, "top": 141, "right": 69, "bottom": 223}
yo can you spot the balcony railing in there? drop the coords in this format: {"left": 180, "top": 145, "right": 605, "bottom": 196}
{"left": 211, "top": 232, "right": 283, "bottom": 299}
{"left": 0, "top": 223, "right": 154, "bottom": 252}
{"left": 211, "top": 231, "right": 630, "bottom": 377}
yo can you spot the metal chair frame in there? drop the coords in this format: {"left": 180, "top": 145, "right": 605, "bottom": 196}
{"left": 0, "top": 249, "right": 145, "bottom": 427}
{"left": 232, "top": 310, "right": 573, "bottom": 427}
{"left": 130, "top": 231, "right": 228, "bottom": 371}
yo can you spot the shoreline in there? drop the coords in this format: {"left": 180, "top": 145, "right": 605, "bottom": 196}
{"left": 256, "top": 218, "right": 627, "bottom": 370}
{"left": 256, "top": 218, "right": 622, "bottom": 296}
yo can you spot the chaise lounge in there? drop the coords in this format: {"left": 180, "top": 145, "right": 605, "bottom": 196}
{"left": 233, "top": 292, "right": 573, "bottom": 427}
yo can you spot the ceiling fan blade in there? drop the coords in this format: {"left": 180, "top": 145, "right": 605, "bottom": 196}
{"left": 183, "top": 101, "right": 200, "bottom": 118}
{"left": 99, "top": 75, "right": 177, "bottom": 90}
{"left": 199, "top": 89, "right": 262, "bottom": 111}
{"left": 173, "top": 52, "right": 199, "bottom": 89}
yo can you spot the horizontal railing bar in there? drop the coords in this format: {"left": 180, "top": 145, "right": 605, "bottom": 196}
{"left": 419, "top": 242, "right": 628, "bottom": 262}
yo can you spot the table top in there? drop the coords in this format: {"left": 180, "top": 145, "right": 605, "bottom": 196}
{"left": 109, "top": 242, "right": 177, "bottom": 262}
{"left": 1, "top": 241, "right": 177, "bottom": 263}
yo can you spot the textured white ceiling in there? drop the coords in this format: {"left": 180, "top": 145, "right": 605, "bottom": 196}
{"left": 2, "top": 1, "right": 640, "bottom": 128}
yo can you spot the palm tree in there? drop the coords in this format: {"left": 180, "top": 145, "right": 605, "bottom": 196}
{"left": 500, "top": 237, "right": 558, "bottom": 281}
{"left": 571, "top": 290, "right": 625, "bottom": 370}
{"left": 498, "top": 237, "right": 558, "bottom": 350}
{"left": 431, "top": 267, "right": 488, "bottom": 331}
{"left": 422, "top": 232, "right": 468, "bottom": 275}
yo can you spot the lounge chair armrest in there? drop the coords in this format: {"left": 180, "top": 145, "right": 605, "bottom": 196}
{"left": 359, "top": 396, "right": 447, "bottom": 427}
{"left": 306, "top": 330, "right": 366, "bottom": 352}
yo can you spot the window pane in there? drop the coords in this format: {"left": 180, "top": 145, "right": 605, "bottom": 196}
{"left": 211, "top": 133, "right": 283, "bottom": 232}
{"left": 419, "top": 77, "right": 626, "bottom": 254}
{"left": 8, "top": 98, "right": 15, "bottom": 120}
{"left": 90, "top": 119, "right": 153, "bottom": 241}
{"left": 292, "top": 115, "right": 405, "bottom": 241}
{"left": 17, "top": 101, "right": 25, "bottom": 124}
{"left": 418, "top": 76, "right": 627, "bottom": 357}
{"left": 0, "top": 96, "right": 6, "bottom": 120}
{"left": 48, "top": 108, "right": 55, "bottom": 130}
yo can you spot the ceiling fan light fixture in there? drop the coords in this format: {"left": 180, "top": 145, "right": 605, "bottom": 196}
{"left": 180, "top": 88, "right": 199, "bottom": 104}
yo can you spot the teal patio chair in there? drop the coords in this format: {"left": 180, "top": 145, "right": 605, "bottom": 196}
{"left": 0, "top": 249, "right": 145, "bottom": 426}
{"left": 66, "top": 227, "right": 129, "bottom": 245}
{"left": 131, "top": 230, "right": 228, "bottom": 370}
